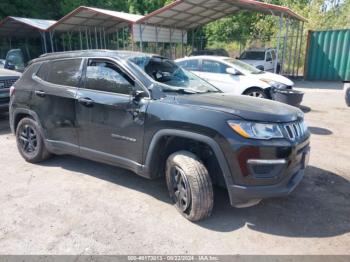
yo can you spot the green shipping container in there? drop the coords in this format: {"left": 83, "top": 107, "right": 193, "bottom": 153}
{"left": 305, "top": 29, "right": 350, "bottom": 81}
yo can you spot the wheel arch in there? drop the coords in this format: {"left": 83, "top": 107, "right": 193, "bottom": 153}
{"left": 242, "top": 86, "right": 272, "bottom": 99}
{"left": 11, "top": 109, "right": 44, "bottom": 136}
{"left": 142, "top": 129, "right": 234, "bottom": 187}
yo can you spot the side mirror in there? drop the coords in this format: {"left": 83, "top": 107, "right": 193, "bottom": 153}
{"left": 226, "top": 67, "right": 240, "bottom": 75}
{"left": 266, "top": 57, "right": 272, "bottom": 62}
{"left": 132, "top": 90, "right": 146, "bottom": 103}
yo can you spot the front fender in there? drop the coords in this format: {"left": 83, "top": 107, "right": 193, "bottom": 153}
{"left": 142, "top": 129, "right": 234, "bottom": 187}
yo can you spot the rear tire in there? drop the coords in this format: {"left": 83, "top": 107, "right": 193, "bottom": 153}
{"left": 16, "top": 118, "right": 51, "bottom": 163}
{"left": 243, "top": 87, "right": 268, "bottom": 99}
{"left": 166, "top": 151, "right": 214, "bottom": 222}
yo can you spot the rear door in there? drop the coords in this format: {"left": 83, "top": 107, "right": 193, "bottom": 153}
{"left": 76, "top": 58, "right": 148, "bottom": 169}
{"left": 32, "top": 58, "right": 82, "bottom": 154}
{"left": 178, "top": 58, "right": 201, "bottom": 74}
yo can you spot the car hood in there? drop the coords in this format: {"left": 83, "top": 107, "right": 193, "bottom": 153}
{"left": 240, "top": 59, "right": 264, "bottom": 67}
{"left": 174, "top": 93, "right": 302, "bottom": 123}
{"left": 257, "top": 72, "right": 294, "bottom": 86}
{"left": 0, "top": 68, "right": 22, "bottom": 77}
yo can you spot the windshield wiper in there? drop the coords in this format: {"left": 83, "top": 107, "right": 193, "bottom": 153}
{"left": 252, "top": 71, "right": 264, "bottom": 74}
{"left": 162, "top": 88, "right": 199, "bottom": 94}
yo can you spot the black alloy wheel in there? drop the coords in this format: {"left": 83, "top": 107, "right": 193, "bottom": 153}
{"left": 170, "top": 165, "right": 191, "bottom": 212}
{"left": 18, "top": 124, "right": 38, "bottom": 154}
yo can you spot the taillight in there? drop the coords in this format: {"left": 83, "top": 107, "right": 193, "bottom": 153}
{"left": 10, "top": 86, "right": 15, "bottom": 96}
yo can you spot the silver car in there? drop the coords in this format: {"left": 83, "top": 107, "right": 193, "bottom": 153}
{"left": 0, "top": 68, "right": 22, "bottom": 112}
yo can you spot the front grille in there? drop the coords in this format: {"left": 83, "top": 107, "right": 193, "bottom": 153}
{"left": 0, "top": 78, "right": 18, "bottom": 89}
{"left": 0, "top": 97, "right": 10, "bottom": 103}
{"left": 283, "top": 121, "right": 306, "bottom": 141}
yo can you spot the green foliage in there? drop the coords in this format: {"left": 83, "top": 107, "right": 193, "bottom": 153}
{"left": 127, "top": 0, "right": 169, "bottom": 14}
{"left": 0, "top": 0, "right": 169, "bottom": 20}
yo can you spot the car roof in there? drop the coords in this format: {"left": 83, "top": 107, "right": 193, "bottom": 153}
{"left": 177, "top": 56, "right": 230, "bottom": 61}
{"left": 176, "top": 55, "right": 234, "bottom": 62}
{"left": 30, "top": 50, "right": 158, "bottom": 64}
{"left": 244, "top": 48, "right": 274, "bottom": 52}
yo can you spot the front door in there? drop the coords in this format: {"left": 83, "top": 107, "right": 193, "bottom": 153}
{"left": 76, "top": 58, "right": 148, "bottom": 170}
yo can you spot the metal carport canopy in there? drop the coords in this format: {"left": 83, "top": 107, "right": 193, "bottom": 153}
{"left": 137, "top": 0, "right": 306, "bottom": 29}
{"left": 47, "top": 6, "right": 144, "bottom": 33}
{"left": 0, "top": 17, "right": 56, "bottom": 37}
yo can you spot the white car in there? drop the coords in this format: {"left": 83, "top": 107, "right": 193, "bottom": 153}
{"left": 239, "top": 48, "right": 279, "bottom": 73}
{"left": 176, "top": 56, "right": 294, "bottom": 98}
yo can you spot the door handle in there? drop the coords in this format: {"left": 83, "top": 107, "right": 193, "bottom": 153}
{"left": 78, "top": 97, "right": 94, "bottom": 107}
{"left": 35, "top": 90, "right": 46, "bottom": 97}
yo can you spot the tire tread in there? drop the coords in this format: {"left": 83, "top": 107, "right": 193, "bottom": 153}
{"left": 166, "top": 151, "right": 214, "bottom": 222}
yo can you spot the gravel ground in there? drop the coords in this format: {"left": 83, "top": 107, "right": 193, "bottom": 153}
{"left": 0, "top": 81, "right": 349, "bottom": 255}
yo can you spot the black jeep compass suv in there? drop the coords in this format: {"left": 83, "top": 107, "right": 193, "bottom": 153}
{"left": 10, "top": 50, "right": 310, "bottom": 221}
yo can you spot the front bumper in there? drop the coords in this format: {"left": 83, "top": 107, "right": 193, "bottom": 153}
{"left": 270, "top": 88, "right": 304, "bottom": 107}
{"left": 0, "top": 99, "right": 9, "bottom": 112}
{"left": 228, "top": 168, "right": 305, "bottom": 207}
{"left": 224, "top": 136, "right": 310, "bottom": 207}
{"left": 0, "top": 103, "right": 9, "bottom": 112}
{"left": 0, "top": 90, "right": 10, "bottom": 112}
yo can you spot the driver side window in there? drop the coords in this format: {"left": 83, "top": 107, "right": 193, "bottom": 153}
{"left": 266, "top": 52, "right": 272, "bottom": 62}
{"left": 84, "top": 59, "right": 134, "bottom": 95}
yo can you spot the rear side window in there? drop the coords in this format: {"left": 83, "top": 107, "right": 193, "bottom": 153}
{"left": 178, "top": 59, "right": 200, "bottom": 71}
{"left": 46, "top": 59, "right": 82, "bottom": 87}
{"left": 202, "top": 60, "right": 228, "bottom": 74}
{"left": 36, "top": 62, "right": 50, "bottom": 81}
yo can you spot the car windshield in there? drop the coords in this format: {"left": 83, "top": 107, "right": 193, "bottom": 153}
{"left": 240, "top": 51, "right": 265, "bottom": 60}
{"left": 129, "top": 55, "right": 219, "bottom": 93}
{"left": 224, "top": 58, "right": 263, "bottom": 74}
{"left": 6, "top": 51, "right": 25, "bottom": 70}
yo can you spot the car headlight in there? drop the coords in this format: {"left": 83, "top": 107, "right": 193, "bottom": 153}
{"left": 260, "top": 79, "right": 288, "bottom": 89}
{"left": 228, "top": 120, "right": 284, "bottom": 140}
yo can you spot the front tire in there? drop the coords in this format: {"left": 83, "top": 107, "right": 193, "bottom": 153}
{"left": 243, "top": 87, "right": 268, "bottom": 99}
{"left": 16, "top": 118, "right": 51, "bottom": 163}
{"left": 166, "top": 151, "right": 214, "bottom": 222}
